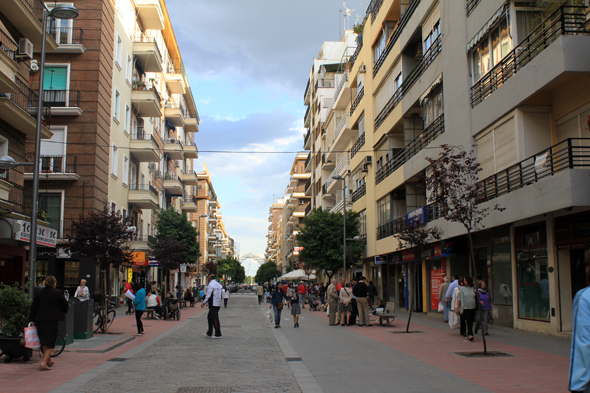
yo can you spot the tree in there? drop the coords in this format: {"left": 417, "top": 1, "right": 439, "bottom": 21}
{"left": 285, "top": 265, "right": 293, "bottom": 273}
{"left": 218, "top": 256, "right": 246, "bottom": 283}
{"left": 255, "top": 261, "right": 281, "bottom": 284}
{"left": 150, "top": 207, "right": 200, "bottom": 268}
{"left": 425, "top": 145, "right": 504, "bottom": 354}
{"left": 394, "top": 223, "right": 440, "bottom": 333}
{"left": 204, "top": 260, "right": 217, "bottom": 276}
{"left": 152, "top": 236, "right": 187, "bottom": 271}
{"left": 66, "top": 205, "right": 132, "bottom": 333}
{"left": 296, "top": 208, "right": 365, "bottom": 281}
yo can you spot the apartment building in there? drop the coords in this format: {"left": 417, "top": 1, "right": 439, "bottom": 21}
{"left": 265, "top": 199, "right": 285, "bottom": 265}
{"left": 303, "top": 0, "right": 590, "bottom": 335}
{"left": 0, "top": 0, "right": 57, "bottom": 286}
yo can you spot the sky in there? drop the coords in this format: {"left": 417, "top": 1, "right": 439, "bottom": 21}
{"left": 167, "top": 0, "right": 367, "bottom": 271}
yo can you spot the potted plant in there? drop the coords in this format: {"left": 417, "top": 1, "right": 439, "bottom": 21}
{"left": 0, "top": 282, "right": 33, "bottom": 363}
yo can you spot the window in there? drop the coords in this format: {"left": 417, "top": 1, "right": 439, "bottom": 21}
{"left": 472, "top": 18, "right": 509, "bottom": 82}
{"left": 123, "top": 156, "right": 129, "bottom": 185}
{"left": 114, "top": 89, "right": 120, "bottom": 120}
{"left": 124, "top": 105, "right": 130, "bottom": 132}
{"left": 377, "top": 194, "right": 391, "bottom": 227}
{"left": 372, "top": 21, "right": 397, "bottom": 64}
{"left": 421, "top": 84, "right": 444, "bottom": 127}
{"left": 476, "top": 116, "right": 516, "bottom": 178}
{"left": 122, "top": 208, "right": 127, "bottom": 220}
{"left": 43, "top": 65, "right": 69, "bottom": 106}
{"left": 375, "top": 64, "right": 402, "bottom": 118}
{"left": 424, "top": 20, "right": 441, "bottom": 52}
{"left": 0, "top": 135, "right": 7, "bottom": 157}
{"left": 38, "top": 193, "right": 62, "bottom": 233}
{"left": 126, "top": 53, "right": 132, "bottom": 83}
{"left": 40, "top": 126, "right": 66, "bottom": 157}
{"left": 115, "top": 34, "right": 122, "bottom": 68}
{"left": 516, "top": 10, "right": 544, "bottom": 43}
{"left": 111, "top": 201, "right": 117, "bottom": 213}
{"left": 111, "top": 145, "right": 118, "bottom": 176}
{"left": 359, "top": 210, "right": 366, "bottom": 237}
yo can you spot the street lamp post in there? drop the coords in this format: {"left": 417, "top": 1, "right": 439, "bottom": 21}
{"left": 332, "top": 174, "right": 346, "bottom": 280}
{"left": 29, "top": 4, "right": 79, "bottom": 297}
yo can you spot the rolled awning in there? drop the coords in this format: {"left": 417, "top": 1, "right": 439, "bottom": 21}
{"left": 466, "top": 3, "right": 509, "bottom": 52}
{"left": 420, "top": 73, "right": 443, "bottom": 105}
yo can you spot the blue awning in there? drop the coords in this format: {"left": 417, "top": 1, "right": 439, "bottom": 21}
{"left": 466, "top": 3, "right": 509, "bottom": 52}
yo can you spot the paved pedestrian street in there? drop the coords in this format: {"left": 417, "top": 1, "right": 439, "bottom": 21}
{"left": 1, "top": 292, "right": 571, "bottom": 393}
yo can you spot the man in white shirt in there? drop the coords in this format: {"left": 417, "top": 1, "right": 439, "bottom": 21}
{"left": 146, "top": 291, "right": 163, "bottom": 319}
{"left": 203, "top": 273, "right": 223, "bottom": 338}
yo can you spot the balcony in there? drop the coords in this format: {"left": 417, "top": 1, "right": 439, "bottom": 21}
{"left": 304, "top": 78, "right": 311, "bottom": 105}
{"left": 135, "top": 0, "right": 165, "bottom": 30}
{"left": 24, "top": 155, "right": 79, "bottom": 181}
{"left": 184, "top": 111, "right": 199, "bottom": 132}
{"left": 181, "top": 193, "right": 197, "bottom": 212}
{"left": 352, "top": 183, "right": 366, "bottom": 203}
{"left": 180, "top": 169, "right": 198, "bottom": 186}
{"left": 326, "top": 153, "right": 350, "bottom": 193}
{"left": 128, "top": 183, "right": 158, "bottom": 210}
{"left": 0, "top": 181, "right": 32, "bottom": 217}
{"left": 162, "top": 173, "right": 184, "bottom": 196}
{"left": 165, "top": 73, "right": 186, "bottom": 94}
{"left": 130, "top": 129, "right": 160, "bottom": 162}
{"left": 375, "top": 114, "right": 444, "bottom": 185}
{"left": 127, "top": 235, "right": 154, "bottom": 252}
{"left": 329, "top": 197, "right": 352, "bottom": 214}
{"left": 376, "top": 217, "right": 405, "bottom": 241}
{"left": 163, "top": 138, "right": 184, "bottom": 160}
{"left": 43, "top": 90, "right": 82, "bottom": 116}
{"left": 131, "top": 81, "right": 162, "bottom": 117}
{"left": 0, "top": 76, "right": 52, "bottom": 140}
{"left": 49, "top": 26, "right": 85, "bottom": 54}
{"left": 3, "top": 0, "right": 57, "bottom": 51}
{"left": 333, "top": 71, "right": 350, "bottom": 110}
{"left": 375, "top": 35, "right": 442, "bottom": 130}
{"left": 305, "top": 178, "right": 311, "bottom": 196}
{"left": 304, "top": 105, "right": 311, "bottom": 128}
{"left": 350, "top": 132, "right": 365, "bottom": 159}
{"left": 183, "top": 137, "right": 198, "bottom": 159}
{"left": 470, "top": 5, "right": 589, "bottom": 108}
{"left": 133, "top": 36, "right": 163, "bottom": 73}
{"left": 466, "top": 0, "right": 482, "bottom": 16}
{"left": 350, "top": 87, "right": 364, "bottom": 116}
{"left": 303, "top": 128, "right": 311, "bottom": 150}
{"left": 0, "top": 29, "right": 19, "bottom": 93}
{"left": 164, "top": 102, "right": 186, "bottom": 127}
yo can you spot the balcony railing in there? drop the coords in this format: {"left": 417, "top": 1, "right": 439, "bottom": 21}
{"left": 1, "top": 77, "right": 51, "bottom": 122}
{"left": 333, "top": 70, "right": 349, "bottom": 102}
{"left": 326, "top": 153, "right": 350, "bottom": 190}
{"left": 0, "top": 29, "right": 17, "bottom": 61}
{"left": 131, "top": 128, "right": 155, "bottom": 141}
{"left": 471, "top": 5, "right": 589, "bottom": 107}
{"left": 333, "top": 114, "right": 350, "bottom": 144}
{"left": 132, "top": 80, "right": 161, "bottom": 103}
{"left": 349, "top": 38, "right": 363, "bottom": 69}
{"left": 42, "top": 90, "right": 81, "bottom": 107}
{"left": 48, "top": 26, "right": 84, "bottom": 45}
{"left": 315, "top": 78, "right": 335, "bottom": 90}
{"left": 305, "top": 202, "right": 312, "bottom": 216}
{"left": 466, "top": 0, "right": 482, "bottom": 16}
{"left": 129, "top": 183, "right": 159, "bottom": 197}
{"left": 184, "top": 192, "right": 195, "bottom": 202}
{"left": 350, "top": 132, "right": 366, "bottom": 159}
{"left": 350, "top": 87, "right": 364, "bottom": 116}
{"left": 304, "top": 129, "right": 311, "bottom": 148}
{"left": 370, "top": 0, "right": 385, "bottom": 22}
{"left": 476, "top": 138, "right": 590, "bottom": 203}
{"left": 25, "top": 155, "right": 78, "bottom": 174}
{"left": 305, "top": 178, "right": 311, "bottom": 195}
{"left": 376, "top": 217, "right": 405, "bottom": 240}
{"left": 3, "top": 182, "right": 33, "bottom": 217}
{"left": 375, "top": 35, "right": 441, "bottom": 130}
{"left": 373, "top": 0, "right": 421, "bottom": 77}
{"left": 376, "top": 114, "right": 445, "bottom": 184}
{"left": 351, "top": 183, "right": 366, "bottom": 203}
{"left": 20, "top": 0, "right": 47, "bottom": 24}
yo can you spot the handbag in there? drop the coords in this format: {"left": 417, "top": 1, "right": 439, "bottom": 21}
{"left": 24, "top": 323, "right": 40, "bottom": 349}
{"left": 277, "top": 301, "right": 283, "bottom": 310}
{"left": 437, "top": 301, "right": 444, "bottom": 312}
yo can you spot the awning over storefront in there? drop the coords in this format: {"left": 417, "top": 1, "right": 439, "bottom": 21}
{"left": 466, "top": 3, "right": 509, "bottom": 52}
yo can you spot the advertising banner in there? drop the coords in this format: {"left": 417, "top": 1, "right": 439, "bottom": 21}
{"left": 430, "top": 259, "right": 446, "bottom": 310}
{"left": 131, "top": 251, "right": 148, "bottom": 266}
{"left": 13, "top": 220, "right": 57, "bottom": 247}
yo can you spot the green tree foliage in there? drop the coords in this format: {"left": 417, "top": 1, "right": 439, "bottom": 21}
{"left": 0, "top": 282, "right": 32, "bottom": 337}
{"left": 149, "top": 207, "right": 199, "bottom": 268}
{"left": 255, "top": 261, "right": 281, "bottom": 283}
{"left": 296, "top": 208, "right": 365, "bottom": 280}
{"left": 285, "top": 265, "right": 293, "bottom": 273}
{"left": 217, "top": 256, "right": 246, "bottom": 283}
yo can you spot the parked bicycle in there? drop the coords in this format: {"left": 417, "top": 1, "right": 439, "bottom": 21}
{"left": 37, "top": 332, "right": 65, "bottom": 359}
{"left": 93, "top": 299, "right": 116, "bottom": 333}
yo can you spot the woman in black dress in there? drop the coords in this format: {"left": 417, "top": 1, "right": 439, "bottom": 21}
{"left": 30, "top": 276, "right": 69, "bottom": 371}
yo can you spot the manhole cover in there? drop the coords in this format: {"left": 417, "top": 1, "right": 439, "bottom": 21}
{"left": 177, "top": 388, "right": 232, "bottom": 393}
{"left": 453, "top": 351, "right": 514, "bottom": 358}
{"left": 389, "top": 331, "right": 424, "bottom": 334}
{"left": 286, "top": 357, "right": 302, "bottom": 362}
{"left": 108, "top": 358, "right": 128, "bottom": 362}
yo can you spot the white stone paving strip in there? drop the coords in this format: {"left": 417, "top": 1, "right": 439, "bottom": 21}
{"left": 263, "top": 308, "right": 324, "bottom": 393}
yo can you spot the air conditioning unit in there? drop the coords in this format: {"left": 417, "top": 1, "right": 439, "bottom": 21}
{"left": 415, "top": 43, "right": 423, "bottom": 60}
{"left": 168, "top": 138, "right": 176, "bottom": 144}
{"left": 149, "top": 163, "right": 158, "bottom": 172}
{"left": 18, "top": 38, "right": 33, "bottom": 59}
{"left": 361, "top": 156, "right": 372, "bottom": 172}
{"left": 359, "top": 64, "right": 366, "bottom": 73}
{"left": 153, "top": 170, "right": 162, "bottom": 178}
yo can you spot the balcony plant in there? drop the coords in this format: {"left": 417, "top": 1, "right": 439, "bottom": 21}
{"left": 37, "top": 210, "right": 48, "bottom": 221}
{"left": 0, "top": 282, "right": 33, "bottom": 362}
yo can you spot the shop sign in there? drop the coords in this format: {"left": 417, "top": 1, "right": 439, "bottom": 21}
{"left": 13, "top": 220, "right": 57, "bottom": 248}
{"left": 148, "top": 259, "right": 160, "bottom": 267}
{"left": 131, "top": 251, "right": 148, "bottom": 266}
{"left": 127, "top": 268, "right": 133, "bottom": 282}
{"left": 294, "top": 246, "right": 304, "bottom": 253}
{"left": 434, "top": 243, "right": 442, "bottom": 257}
{"left": 402, "top": 250, "right": 415, "bottom": 261}
{"left": 421, "top": 247, "right": 433, "bottom": 259}
{"left": 374, "top": 255, "right": 386, "bottom": 265}
{"left": 390, "top": 253, "right": 401, "bottom": 264}
{"left": 535, "top": 152, "right": 549, "bottom": 172}
{"left": 180, "top": 264, "right": 187, "bottom": 273}
{"left": 430, "top": 259, "right": 447, "bottom": 310}
{"left": 406, "top": 206, "right": 426, "bottom": 226}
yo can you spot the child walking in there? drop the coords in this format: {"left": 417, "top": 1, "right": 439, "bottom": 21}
{"left": 290, "top": 292, "right": 301, "bottom": 328}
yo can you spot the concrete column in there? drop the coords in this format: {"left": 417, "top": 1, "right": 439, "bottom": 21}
{"left": 546, "top": 213, "right": 559, "bottom": 334}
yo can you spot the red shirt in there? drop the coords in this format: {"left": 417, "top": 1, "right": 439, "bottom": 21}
{"left": 282, "top": 285, "right": 288, "bottom": 294}
{"left": 124, "top": 282, "right": 133, "bottom": 293}
{"left": 336, "top": 284, "right": 342, "bottom": 291}
{"left": 298, "top": 284, "right": 307, "bottom": 295}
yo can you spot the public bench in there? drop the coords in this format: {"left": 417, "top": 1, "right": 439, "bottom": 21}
{"left": 378, "top": 302, "right": 397, "bottom": 327}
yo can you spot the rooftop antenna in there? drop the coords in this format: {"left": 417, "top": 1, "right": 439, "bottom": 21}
{"left": 342, "top": 2, "right": 355, "bottom": 31}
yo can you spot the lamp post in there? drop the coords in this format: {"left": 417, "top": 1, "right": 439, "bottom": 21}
{"left": 332, "top": 174, "right": 346, "bottom": 280}
{"left": 196, "top": 213, "right": 207, "bottom": 285}
{"left": 28, "top": 4, "right": 79, "bottom": 297}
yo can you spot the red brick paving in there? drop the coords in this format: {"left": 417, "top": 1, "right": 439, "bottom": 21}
{"left": 0, "top": 305, "right": 205, "bottom": 392}
{"left": 306, "top": 308, "right": 569, "bottom": 393}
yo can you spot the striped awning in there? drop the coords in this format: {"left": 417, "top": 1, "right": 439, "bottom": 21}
{"left": 466, "top": 3, "right": 509, "bottom": 52}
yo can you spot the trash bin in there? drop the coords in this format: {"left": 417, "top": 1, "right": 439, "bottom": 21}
{"left": 58, "top": 298, "right": 75, "bottom": 345}
{"left": 73, "top": 298, "right": 94, "bottom": 340}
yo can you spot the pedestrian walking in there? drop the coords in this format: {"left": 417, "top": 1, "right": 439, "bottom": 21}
{"left": 133, "top": 282, "right": 146, "bottom": 336}
{"left": 450, "top": 277, "right": 463, "bottom": 331}
{"left": 298, "top": 282, "right": 307, "bottom": 308}
{"left": 569, "top": 249, "right": 590, "bottom": 393}
{"left": 327, "top": 278, "right": 339, "bottom": 325}
{"left": 151, "top": 281, "right": 159, "bottom": 294}
{"left": 353, "top": 277, "right": 372, "bottom": 326}
{"left": 445, "top": 275, "right": 460, "bottom": 303}
{"left": 122, "top": 279, "right": 134, "bottom": 315}
{"left": 270, "top": 283, "right": 286, "bottom": 328}
{"left": 222, "top": 286, "right": 230, "bottom": 308}
{"left": 203, "top": 274, "right": 223, "bottom": 338}
{"left": 289, "top": 291, "right": 301, "bottom": 328}
{"left": 367, "top": 281, "right": 377, "bottom": 309}
{"left": 318, "top": 283, "right": 326, "bottom": 306}
{"left": 339, "top": 282, "right": 352, "bottom": 326}
{"left": 457, "top": 277, "right": 476, "bottom": 341}
{"left": 475, "top": 281, "right": 492, "bottom": 335}
{"left": 256, "top": 283, "right": 264, "bottom": 304}
{"left": 29, "top": 276, "right": 69, "bottom": 371}
{"left": 439, "top": 277, "right": 450, "bottom": 323}
{"left": 74, "top": 279, "right": 90, "bottom": 300}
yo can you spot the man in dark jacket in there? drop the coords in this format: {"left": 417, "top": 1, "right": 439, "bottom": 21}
{"left": 367, "top": 281, "right": 377, "bottom": 308}
{"left": 30, "top": 276, "right": 69, "bottom": 370}
{"left": 353, "top": 276, "right": 371, "bottom": 326}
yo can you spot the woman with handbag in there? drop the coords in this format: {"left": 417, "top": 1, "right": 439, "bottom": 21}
{"left": 29, "top": 276, "right": 69, "bottom": 371}
{"left": 339, "top": 282, "right": 353, "bottom": 326}
{"left": 270, "top": 283, "right": 286, "bottom": 328}
{"left": 457, "top": 277, "right": 477, "bottom": 341}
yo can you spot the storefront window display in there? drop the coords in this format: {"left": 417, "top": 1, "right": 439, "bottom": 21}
{"left": 25, "top": 260, "right": 48, "bottom": 286}
{"left": 492, "top": 243, "right": 512, "bottom": 305}
{"left": 517, "top": 248, "right": 549, "bottom": 321}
